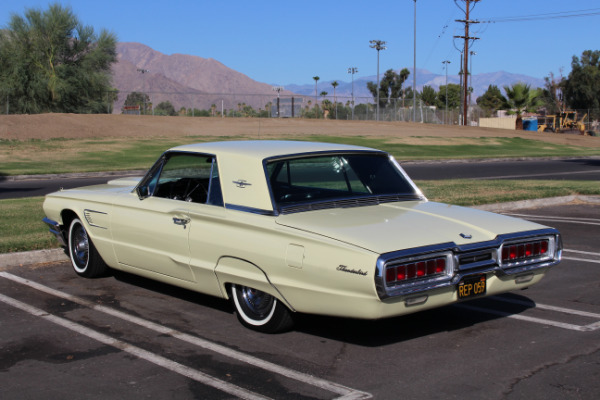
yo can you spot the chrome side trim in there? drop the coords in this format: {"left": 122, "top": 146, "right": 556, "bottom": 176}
{"left": 42, "top": 217, "right": 67, "bottom": 247}
{"left": 374, "top": 228, "right": 562, "bottom": 299}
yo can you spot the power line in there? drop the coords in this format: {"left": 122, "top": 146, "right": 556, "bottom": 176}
{"left": 481, "top": 8, "right": 600, "bottom": 23}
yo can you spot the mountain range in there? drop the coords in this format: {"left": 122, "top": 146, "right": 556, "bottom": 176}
{"left": 112, "top": 42, "right": 545, "bottom": 113}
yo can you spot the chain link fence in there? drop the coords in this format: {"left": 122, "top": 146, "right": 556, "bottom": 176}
{"left": 1, "top": 91, "right": 598, "bottom": 136}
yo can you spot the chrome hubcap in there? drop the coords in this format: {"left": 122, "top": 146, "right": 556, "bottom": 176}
{"left": 240, "top": 287, "right": 274, "bottom": 318}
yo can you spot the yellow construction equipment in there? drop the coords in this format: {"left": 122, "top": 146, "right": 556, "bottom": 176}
{"left": 537, "top": 111, "right": 588, "bottom": 133}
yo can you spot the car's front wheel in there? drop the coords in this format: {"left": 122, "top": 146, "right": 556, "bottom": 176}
{"left": 231, "top": 284, "right": 293, "bottom": 333}
{"left": 68, "top": 218, "right": 108, "bottom": 278}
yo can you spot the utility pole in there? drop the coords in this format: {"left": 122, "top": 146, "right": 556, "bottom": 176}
{"left": 454, "top": 0, "right": 480, "bottom": 126}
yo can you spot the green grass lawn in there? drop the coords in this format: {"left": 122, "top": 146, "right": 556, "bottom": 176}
{"left": 2, "top": 135, "right": 599, "bottom": 176}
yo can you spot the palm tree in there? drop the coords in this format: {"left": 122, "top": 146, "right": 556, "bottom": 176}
{"left": 331, "top": 81, "right": 339, "bottom": 119}
{"left": 502, "top": 83, "right": 543, "bottom": 130}
{"left": 313, "top": 76, "right": 320, "bottom": 104}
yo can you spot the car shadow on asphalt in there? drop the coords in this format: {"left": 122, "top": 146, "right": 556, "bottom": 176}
{"left": 107, "top": 269, "right": 536, "bottom": 346}
{"left": 110, "top": 269, "right": 233, "bottom": 315}
{"left": 292, "top": 293, "right": 536, "bottom": 346}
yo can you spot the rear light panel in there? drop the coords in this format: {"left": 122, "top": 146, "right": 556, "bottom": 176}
{"left": 385, "top": 253, "right": 453, "bottom": 288}
{"left": 500, "top": 237, "right": 553, "bottom": 268}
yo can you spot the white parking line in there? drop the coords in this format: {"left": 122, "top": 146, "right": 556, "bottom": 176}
{"left": 563, "top": 249, "right": 600, "bottom": 264}
{"left": 563, "top": 256, "right": 600, "bottom": 264}
{"left": 491, "top": 295, "right": 600, "bottom": 319}
{"left": 0, "top": 272, "right": 372, "bottom": 400}
{"left": 564, "top": 249, "right": 600, "bottom": 257}
{"left": 456, "top": 303, "right": 599, "bottom": 331}
{"left": 0, "top": 292, "right": 270, "bottom": 400}
{"left": 456, "top": 295, "right": 600, "bottom": 332}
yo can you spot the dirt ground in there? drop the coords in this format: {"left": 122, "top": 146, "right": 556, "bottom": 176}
{"left": 1, "top": 113, "right": 599, "bottom": 148}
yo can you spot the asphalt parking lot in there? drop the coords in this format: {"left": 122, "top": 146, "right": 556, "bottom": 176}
{"left": 1, "top": 203, "right": 599, "bottom": 399}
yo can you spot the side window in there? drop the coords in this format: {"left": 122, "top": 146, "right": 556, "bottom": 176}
{"left": 150, "top": 153, "right": 222, "bottom": 206}
{"left": 207, "top": 159, "right": 224, "bottom": 206}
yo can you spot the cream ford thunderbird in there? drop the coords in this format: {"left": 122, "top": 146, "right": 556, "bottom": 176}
{"left": 43, "top": 141, "right": 562, "bottom": 332}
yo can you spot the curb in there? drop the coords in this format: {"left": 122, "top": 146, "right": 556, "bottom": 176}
{"left": 2, "top": 195, "right": 599, "bottom": 269}
{"left": 0, "top": 248, "right": 68, "bottom": 269}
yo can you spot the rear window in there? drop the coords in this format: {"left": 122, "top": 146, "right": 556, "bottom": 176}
{"left": 266, "top": 154, "right": 418, "bottom": 207}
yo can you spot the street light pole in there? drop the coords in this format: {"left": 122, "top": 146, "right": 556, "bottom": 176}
{"left": 413, "top": 0, "right": 417, "bottom": 123}
{"left": 369, "top": 40, "right": 387, "bottom": 121}
{"left": 442, "top": 60, "right": 451, "bottom": 125}
{"left": 348, "top": 67, "right": 358, "bottom": 120}
{"left": 137, "top": 68, "right": 150, "bottom": 115}
{"left": 272, "top": 86, "right": 283, "bottom": 118}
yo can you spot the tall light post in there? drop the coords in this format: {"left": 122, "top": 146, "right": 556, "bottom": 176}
{"left": 272, "top": 86, "right": 283, "bottom": 118}
{"left": 347, "top": 67, "right": 358, "bottom": 120}
{"left": 369, "top": 40, "right": 386, "bottom": 121}
{"left": 137, "top": 68, "right": 150, "bottom": 115}
{"left": 442, "top": 60, "right": 451, "bottom": 125}
{"left": 413, "top": 0, "right": 417, "bottom": 123}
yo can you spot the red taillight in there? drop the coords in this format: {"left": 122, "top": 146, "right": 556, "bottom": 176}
{"left": 386, "top": 256, "right": 447, "bottom": 286}
{"left": 502, "top": 239, "right": 550, "bottom": 264}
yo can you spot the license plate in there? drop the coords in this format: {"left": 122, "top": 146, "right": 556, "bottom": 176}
{"left": 458, "top": 274, "right": 487, "bottom": 299}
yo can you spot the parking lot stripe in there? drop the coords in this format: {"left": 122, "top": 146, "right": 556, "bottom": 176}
{"left": 456, "top": 303, "right": 598, "bottom": 332}
{"left": 0, "top": 292, "right": 271, "bottom": 400}
{"left": 0, "top": 272, "right": 372, "bottom": 400}
{"left": 490, "top": 295, "right": 600, "bottom": 319}
{"left": 564, "top": 249, "right": 600, "bottom": 256}
{"left": 562, "top": 256, "right": 600, "bottom": 264}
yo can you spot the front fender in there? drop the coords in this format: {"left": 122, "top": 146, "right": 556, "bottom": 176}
{"left": 214, "top": 256, "right": 295, "bottom": 311}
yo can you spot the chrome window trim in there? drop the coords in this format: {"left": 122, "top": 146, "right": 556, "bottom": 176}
{"left": 263, "top": 150, "right": 425, "bottom": 215}
{"left": 375, "top": 228, "right": 562, "bottom": 299}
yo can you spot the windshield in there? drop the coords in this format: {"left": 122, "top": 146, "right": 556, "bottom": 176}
{"left": 266, "top": 153, "right": 420, "bottom": 211}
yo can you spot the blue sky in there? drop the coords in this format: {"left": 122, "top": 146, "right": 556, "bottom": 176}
{"left": 1, "top": 1, "right": 599, "bottom": 86}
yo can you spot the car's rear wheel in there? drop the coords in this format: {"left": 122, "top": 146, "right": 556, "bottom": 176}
{"left": 231, "top": 284, "right": 293, "bottom": 333}
{"left": 68, "top": 218, "right": 108, "bottom": 278}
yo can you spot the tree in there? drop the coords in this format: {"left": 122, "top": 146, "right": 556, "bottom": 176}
{"left": 331, "top": 81, "right": 339, "bottom": 119}
{"left": 124, "top": 92, "right": 151, "bottom": 114}
{"left": 312, "top": 76, "right": 320, "bottom": 104}
{"left": 540, "top": 71, "right": 566, "bottom": 114}
{"left": 436, "top": 84, "right": 461, "bottom": 110}
{"left": 421, "top": 86, "right": 437, "bottom": 106}
{"left": 155, "top": 101, "right": 176, "bottom": 116}
{"left": 476, "top": 85, "right": 505, "bottom": 117}
{"left": 563, "top": 50, "right": 600, "bottom": 111}
{"left": 502, "top": 83, "right": 543, "bottom": 130}
{"left": 0, "top": 3, "right": 117, "bottom": 114}
{"left": 367, "top": 68, "right": 410, "bottom": 109}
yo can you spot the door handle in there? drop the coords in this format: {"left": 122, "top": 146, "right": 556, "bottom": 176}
{"left": 172, "top": 217, "right": 190, "bottom": 226}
